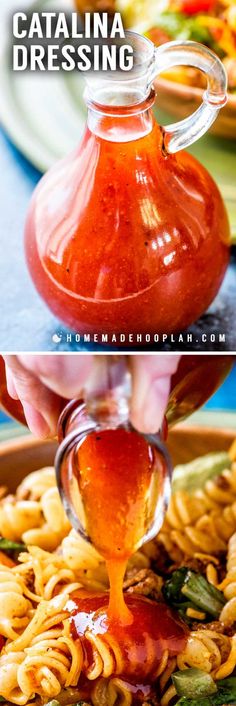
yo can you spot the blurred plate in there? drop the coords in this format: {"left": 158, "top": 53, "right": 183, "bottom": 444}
{"left": 0, "top": 0, "right": 235, "bottom": 239}
{"left": 0, "top": 0, "right": 85, "bottom": 173}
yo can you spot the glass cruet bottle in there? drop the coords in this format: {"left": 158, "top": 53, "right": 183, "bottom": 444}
{"left": 24, "top": 32, "right": 230, "bottom": 340}
{"left": 55, "top": 355, "right": 172, "bottom": 553}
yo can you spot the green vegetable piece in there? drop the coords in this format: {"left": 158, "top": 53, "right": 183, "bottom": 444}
{"left": 175, "top": 676, "right": 236, "bottom": 705}
{"left": 175, "top": 699, "right": 212, "bottom": 706}
{"left": 172, "top": 451, "right": 231, "bottom": 493}
{"left": 163, "top": 567, "right": 189, "bottom": 605}
{"left": 146, "top": 10, "right": 211, "bottom": 44}
{"left": 181, "top": 571, "right": 225, "bottom": 618}
{"left": 152, "top": 11, "right": 184, "bottom": 35}
{"left": 215, "top": 676, "right": 236, "bottom": 704}
{"left": 172, "top": 668, "right": 217, "bottom": 698}
{"left": 163, "top": 568, "right": 225, "bottom": 618}
{"left": 0, "top": 538, "right": 25, "bottom": 552}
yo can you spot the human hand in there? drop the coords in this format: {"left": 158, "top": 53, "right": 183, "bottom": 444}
{"left": 3, "top": 354, "right": 180, "bottom": 437}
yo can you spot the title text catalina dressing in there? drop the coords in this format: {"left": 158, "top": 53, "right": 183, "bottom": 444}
{"left": 12, "top": 12, "right": 134, "bottom": 72}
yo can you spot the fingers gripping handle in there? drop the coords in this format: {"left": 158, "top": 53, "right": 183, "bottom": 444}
{"left": 153, "top": 40, "right": 228, "bottom": 153}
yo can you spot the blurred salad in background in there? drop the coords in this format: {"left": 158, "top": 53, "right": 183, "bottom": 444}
{"left": 117, "top": 0, "right": 236, "bottom": 92}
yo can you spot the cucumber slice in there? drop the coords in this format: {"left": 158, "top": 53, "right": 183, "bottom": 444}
{"left": 172, "top": 668, "right": 217, "bottom": 698}
{"left": 172, "top": 452, "right": 231, "bottom": 493}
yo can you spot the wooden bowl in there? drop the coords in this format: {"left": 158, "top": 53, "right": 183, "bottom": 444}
{"left": 154, "top": 77, "right": 236, "bottom": 140}
{"left": 73, "top": 0, "right": 115, "bottom": 11}
{"left": 0, "top": 424, "right": 235, "bottom": 494}
{"left": 0, "top": 435, "right": 57, "bottom": 492}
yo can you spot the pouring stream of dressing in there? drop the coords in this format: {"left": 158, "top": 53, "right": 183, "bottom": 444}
{"left": 66, "top": 427, "right": 187, "bottom": 685}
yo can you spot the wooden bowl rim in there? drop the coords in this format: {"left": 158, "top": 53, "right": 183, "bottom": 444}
{"left": 155, "top": 75, "right": 236, "bottom": 107}
{"left": 0, "top": 424, "right": 234, "bottom": 456}
{"left": 168, "top": 422, "right": 236, "bottom": 439}
{"left": 0, "top": 434, "right": 56, "bottom": 457}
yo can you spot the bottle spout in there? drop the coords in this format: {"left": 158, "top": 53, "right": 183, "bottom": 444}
{"left": 84, "top": 30, "right": 156, "bottom": 106}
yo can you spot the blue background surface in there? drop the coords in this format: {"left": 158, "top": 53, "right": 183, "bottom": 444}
{"left": 204, "top": 364, "right": 236, "bottom": 410}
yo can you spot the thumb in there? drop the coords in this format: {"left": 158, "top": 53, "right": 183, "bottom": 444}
{"left": 130, "top": 355, "right": 181, "bottom": 434}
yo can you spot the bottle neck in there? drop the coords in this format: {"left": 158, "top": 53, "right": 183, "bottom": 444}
{"left": 58, "top": 356, "right": 131, "bottom": 438}
{"left": 86, "top": 89, "right": 156, "bottom": 142}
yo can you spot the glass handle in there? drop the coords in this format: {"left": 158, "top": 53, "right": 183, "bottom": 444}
{"left": 153, "top": 40, "right": 227, "bottom": 153}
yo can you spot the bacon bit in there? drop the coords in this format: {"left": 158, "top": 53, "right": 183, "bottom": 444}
{"left": 0, "top": 550, "right": 16, "bottom": 567}
{"left": 124, "top": 568, "right": 163, "bottom": 600}
{"left": 193, "top": 620, "right": 225, "bottom": 633}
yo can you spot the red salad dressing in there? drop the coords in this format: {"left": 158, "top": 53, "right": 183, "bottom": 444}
{"left": 24, "top": 110, "right": 230, "bottom": 335}
{"left": 68, "top": 592, "right": 187, "bottom": 682}
{"left": 65, "top": 428, "right": 188, "bottom": 687}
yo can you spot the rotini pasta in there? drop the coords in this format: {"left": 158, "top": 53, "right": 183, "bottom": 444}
{"left": 0, "top": 652, "right": 26, "bottom": 705}
{"left": 158, "top": 463, "right": 236, "bottom": 562}
{"left": 0, "top": 595, "right": 83, "bottom": 703}
{"left": 62, "top": 529, "right": 104, "bottom": 571}
{"left": 160, "top": 630, "right": 236, "bottom": 704}
{"left": 91, "top": 678, "right": 132, "bottom": 706}
{"left": 11, "top": 546, "right": 83, "bottom": 602}
{"left": 16, "top": 467, "right": 56, "bottom": 501}
{"left": 0, "top": 567, "right": 31, "bottom": 640}
{"left": 0, "top": 498, "right": 43, "bottom": 542}
{"left": 62, "top": 529, "right": 151, "bottom": 592}
{"left": 219, "top": 532, "right": 236, "bottom": 625}
{"left": 0, "top": 584, "right": 168, "bottom": 701}
{"left": 0, "top": 468, "right": 71, "bottom": 551}
{"left": 0, "top": 453, "right": 236, "bottom": 706}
